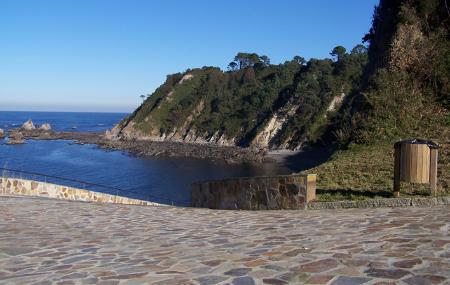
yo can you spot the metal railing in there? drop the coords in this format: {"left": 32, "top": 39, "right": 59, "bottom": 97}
{"left": 0, "top": 167, "right": 191, "bottom": 206}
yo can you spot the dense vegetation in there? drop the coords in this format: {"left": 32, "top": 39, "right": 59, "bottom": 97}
{"left": 120, "top": 47, "right": 368, "bottom": 149}
{"left": 309, "top": 0, "right": 450, "bottom": 197}
{"left": 328, "top": 0, "right": 450, "bottom": 144}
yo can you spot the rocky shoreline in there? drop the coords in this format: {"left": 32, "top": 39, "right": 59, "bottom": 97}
{"left": 99, "top": 139, "right": 270, "bottom": 164}
{"left": 4, "top": 122, "right": 271, "bottom": 164}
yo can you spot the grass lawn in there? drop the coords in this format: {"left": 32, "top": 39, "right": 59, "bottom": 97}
{"left": 304, "top": 142, "right": 449, "bottom": 201}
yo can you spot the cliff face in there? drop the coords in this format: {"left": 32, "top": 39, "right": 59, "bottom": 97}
{"left": 111, "top": 50, "right": 367, "bottom": 150}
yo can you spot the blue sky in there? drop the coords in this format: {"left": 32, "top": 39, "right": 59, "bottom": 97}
{"left": 0, "top": 0, "right": 379, "bottom": 112}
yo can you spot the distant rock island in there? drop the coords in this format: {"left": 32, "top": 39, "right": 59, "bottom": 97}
{"left": 21, "top": 119, "right": 36, "bottom": 131}
{"left": 6, "top": 130, "right": 24, "bottom": 145}
{"left": 5, "top": 120, "right": 52, "bottom": 145}
{"left": 39, "top": 123, "right": 52, "bottom": 131}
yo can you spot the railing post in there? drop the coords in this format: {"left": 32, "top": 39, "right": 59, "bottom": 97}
{"left": 393, "top": 144, "right": 401, "bottom": 197}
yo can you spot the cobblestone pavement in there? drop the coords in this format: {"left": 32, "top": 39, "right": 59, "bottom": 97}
{"left": 0, "top": 196, "right": 449, "bottom": 285}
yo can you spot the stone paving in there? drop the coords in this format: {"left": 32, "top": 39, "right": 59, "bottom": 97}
{"left": 0, "top": 196, "right": 449, "bottom": 285}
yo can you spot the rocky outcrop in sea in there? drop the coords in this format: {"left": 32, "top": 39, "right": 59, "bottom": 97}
{"left": 39, "top": 123, "right": 52, "bottom": 131}
{"left": 21, "top": 119, "right": 36, "bottom": 131}
{"left": 5, "top": 120, "right": 55, "bottom": 145}
{"left": 6, "top": 130, "right": 25, "bottom": 145}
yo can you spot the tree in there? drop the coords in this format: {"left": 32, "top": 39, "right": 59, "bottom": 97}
{"left": 293, "top": 55, "right": 306, "bottom": 65}
{"left": 227, "top": 61, "right": 238, "bottom": 71}
{"left": 140, "top": 95, "right": 146, "bottom": 101}
{"left": 330, "top": 46, "right": 347, "bottom": 61}
{"left": 234, "top": 52, "right": 261, "bottom": 69}
{"left": 260, "top": 55, "right": 270, "bottom": 66}
{"left": 351, "top": 44, "right": 368, "bottom": 55}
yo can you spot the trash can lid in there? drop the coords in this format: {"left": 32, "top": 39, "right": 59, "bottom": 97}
{"left": 394, "top": 139, "right": 439, "bottom": 149}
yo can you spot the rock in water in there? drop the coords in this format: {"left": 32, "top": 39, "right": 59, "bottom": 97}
{"left": 6, "top": 139, "right": 25, "bottom": 145}
{"left": 21, "top": 119, "right": 36, "bottom": 130}
{"left": 39, "top": 123, "right": 52, "bottom": 131}
{"left": 6, "top": 130, "right": 25, "bottom": 145}
{"left": 105, "top": 126, "right": 120, "bottom": 141}
{"left": 0, "top": 129, "right": 4, "bottom": 139}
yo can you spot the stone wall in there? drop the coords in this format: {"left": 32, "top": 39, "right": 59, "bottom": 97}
{"left": 191, "top": 174, "right": 316, "bottom": 210}
{"left": 0, "top": 177, "right": 164, "bottom": 206}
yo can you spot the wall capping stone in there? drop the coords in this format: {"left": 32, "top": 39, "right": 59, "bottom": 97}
{"left": 193, "top": 173, "right": 316, "bottom": 183}
{"left": 0, "top": 177, "right": 165, "bottom": 206}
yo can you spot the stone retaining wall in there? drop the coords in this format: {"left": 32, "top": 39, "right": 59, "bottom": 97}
{"left": 0, "top": 177, "right": 163, "bottom": 206}
{"left": 191, "top": 174, "right": 316, "bottom": 210}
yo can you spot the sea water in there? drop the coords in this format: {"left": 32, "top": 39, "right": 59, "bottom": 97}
{"left": 0, "top": 111, "right": 291, "bottom": 205}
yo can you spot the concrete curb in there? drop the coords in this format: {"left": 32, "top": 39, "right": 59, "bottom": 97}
{"left": 307, "top": 196, "right": 450, "bottom": 210}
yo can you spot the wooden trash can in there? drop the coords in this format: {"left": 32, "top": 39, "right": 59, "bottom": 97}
{"left": 394, "top": 139, "right": 439, "bottom": 197}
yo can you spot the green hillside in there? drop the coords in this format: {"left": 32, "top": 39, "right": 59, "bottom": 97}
{"left": 309, "top": 0, "right": 450, "bottom": 198}
{"left": 113, "top": 50, "right": 367, "bottom": 150}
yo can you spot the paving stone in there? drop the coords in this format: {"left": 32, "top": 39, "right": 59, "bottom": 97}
{"left": 31, "top": 281, "right": 52, "bottom": 285}
{"left": 392, "top": 257, "right": 423, "bottom": 268}
{"left": 81, "top": 277, "right": 99, "bottom": 284}
{"left": 2, "top": 247, "right": 37, "bottom": 256}
{"left": 329, "top": 276, "right": 371, "bottom": 285}
{"left": 403, "top": 275, "right": 446, "bottom": 285}
{"left": 304, "top": 275, "right": 335, "bottom": 284}
{"left": 100, "top": 272, "right": 149, "bottom": 280}
{"left": 244, "top": 259, "right": 268, "bottom": 267}
{"left": 365, "top": 268, "right": 410, "bottom": 279}
{"left": 0, "top": 196, "right": 448, "bottom": 284}
{"left": 61, "top": 272, "right": 88, "bottom": 279}
{"left": 56, "top": 281, "right": 76, "bottom": 285}
{"left": 224, "top": 268, "right": 252, "bottom": 276}
{"left": 201, "top": 260, "right": 224, "bottom": 267}
{"left": 299, "top": 259, "right": 339, "bottom": 273}
{"left": 262, "top": 278, "right": 288, "bottom": 284}
{"left": 149, "top": 277, "right": 195, "bottom": 285}
{"left": 195, "top": 275, "right": 228, "bottom": 285}
{"left": 97, "top": 281, "right": 120, "bottom": 285}
{"left": 232, "top": 276, "right": 256, "bottom": 285}
{"left": 262, "top": 265, "right": 285, "bottom": 271}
